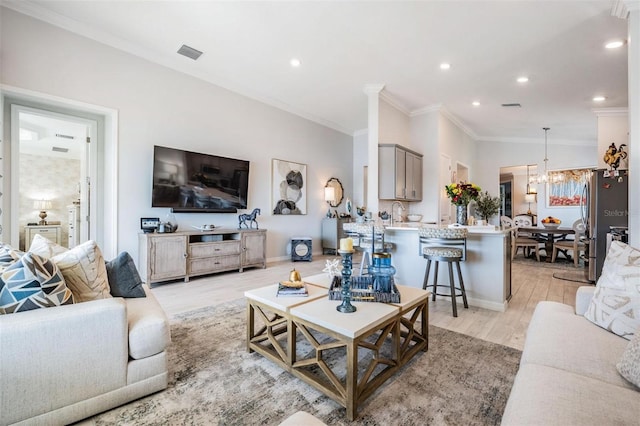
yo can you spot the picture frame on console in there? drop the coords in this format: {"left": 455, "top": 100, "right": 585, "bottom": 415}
{"left": 271, "top": 159, "right": 307, "bottom": 215}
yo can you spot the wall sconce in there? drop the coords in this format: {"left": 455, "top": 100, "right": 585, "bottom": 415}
{"left": 33, "top": 199, "right": 53, "bottom": 225}
{"left": 524, "top": 193, "right": 536, "bottom": 215}
{"left": 324, "top": 186, "right": 336, "bottom": 204}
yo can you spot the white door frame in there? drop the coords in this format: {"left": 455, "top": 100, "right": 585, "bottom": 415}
{"left": 1, "top": 84, "right": 118, "bottom": 258}
{"left": 10, "top": 105, "right": 97, "bottom": 248}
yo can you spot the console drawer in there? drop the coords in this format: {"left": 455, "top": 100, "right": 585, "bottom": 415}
{"left": 188, "top": 255, "right": 240, "bottom": 274}
{"left": 189, "top": 241, "right": 240, "bottom": 258}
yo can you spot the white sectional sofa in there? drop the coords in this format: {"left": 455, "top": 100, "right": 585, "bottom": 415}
{"left": 501, "top": 286, "right": 640, "bottom": 425}
{"left": 0, "top": 285, "right": 170, "bottom": 426}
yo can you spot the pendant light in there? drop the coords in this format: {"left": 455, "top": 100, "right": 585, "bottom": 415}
{"left": 537, "top": 127, "right": 550, "bottom": 184}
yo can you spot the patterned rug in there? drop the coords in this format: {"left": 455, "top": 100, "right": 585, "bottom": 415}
{"left": 88, "top": 299, "right": 522, "bottom": 425}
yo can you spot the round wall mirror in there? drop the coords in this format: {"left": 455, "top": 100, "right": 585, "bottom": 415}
{"left": 325, "top": 178, "right": 344, "bottom": 207}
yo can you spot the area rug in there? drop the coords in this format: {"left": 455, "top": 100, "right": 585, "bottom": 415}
{"left": 89, "top": 299, "right": 522, "bottom": 425}
{"left": 512, "top": 255, "right": 584, "bottom": 271}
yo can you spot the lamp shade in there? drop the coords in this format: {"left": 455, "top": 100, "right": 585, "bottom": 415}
{"left": 324, "top": 187, "right": 336, "bottom": 202}
{"left": 33, "top": 199, "right": 52, "bottom": 210}
{"left": 524, "top": 194, "right": 536, "bottom": 203}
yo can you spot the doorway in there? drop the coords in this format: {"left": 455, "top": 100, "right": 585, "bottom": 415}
{"left": 10, "top": 105, "right": 97, "bottom": 251}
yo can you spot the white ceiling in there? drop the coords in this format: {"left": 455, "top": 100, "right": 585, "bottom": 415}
{"left": 4, "top": 0, "right": 630, "bottom": 144}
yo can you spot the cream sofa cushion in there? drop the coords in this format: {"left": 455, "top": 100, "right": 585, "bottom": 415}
{"left": 501, "top": 364, "right": 640, "bottom": 426}
{"left": 521, "top": 302, "right": 633, "bottom": 389}
{"left": 585, "top": 241, "right": 640, "bottom": 340}
{"left": 126, "top": 286, "right": 171, "bottom": 360}
{"left": 52, "top": 240, "right": 111, "bottom": 303}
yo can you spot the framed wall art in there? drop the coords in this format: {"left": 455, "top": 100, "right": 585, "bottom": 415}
{"left": 546, "top": 168, "right": 590, "bottom": 207}
{"left": 271, "top": 159, "right": 307, "bottom": 215}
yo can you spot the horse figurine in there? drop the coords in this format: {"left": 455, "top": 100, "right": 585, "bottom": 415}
{"left": 238, "top": 208, "right": 261, "bottom": 229}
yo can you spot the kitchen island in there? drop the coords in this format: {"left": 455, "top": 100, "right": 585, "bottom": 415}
{"left": 382, "top": 224, "right": 512, "bottom": 312}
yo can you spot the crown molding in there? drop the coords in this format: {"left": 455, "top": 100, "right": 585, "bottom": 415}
{"left": 592, "top": 107, "right": 629, "bottom": 116}
{"left": 622, "top": 0, "right": 640, "bottom": 13}
{"left": 379, "top": 91, "right": 411, "bottom": 116}
{"left": 410, "top": 103, "right": 443, "bottom": 117}
{"left": 612, "top": 0, "right": 629, "bottom": 17}
{"left": 363, "top": 84, "right": 385, "bottom": 96}
{"left": 438, "top": 107, "right": 480, "bottom": 140}
{"left": 409, "top": 103, "right": 479, "bottom": 139}
{"left": 353, "top": 128, "right": 368, "bottom": 137}
{"left": 2, "top": 0, "right": 354, "bottom": 136}
{"left": 475, "top": 135, "right": 597, "bottom": 147}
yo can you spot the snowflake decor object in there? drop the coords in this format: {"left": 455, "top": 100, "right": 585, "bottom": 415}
{"left": 322, "top": 259, "right": 341, "bottom": 277}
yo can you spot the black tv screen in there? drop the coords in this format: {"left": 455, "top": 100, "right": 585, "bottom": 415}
{"left": 152, "top": 145, "right": 250, "bottom": 213}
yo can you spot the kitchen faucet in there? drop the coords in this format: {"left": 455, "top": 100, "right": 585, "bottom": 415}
{"left": 390, "top": 201, "right": 405, "bottom": 226}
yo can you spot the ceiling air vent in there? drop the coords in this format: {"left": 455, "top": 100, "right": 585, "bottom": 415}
{"left": 55, "top": 133, "right": 74, "bottom": 139}
{"left": 177, "top": 44, "right": 203, "bottom": 60}
{"left": 52, "top": 146, "right": 69, "bottom": 153}
{"left": 501, "top": 103, "right": 522, "bottom": 108}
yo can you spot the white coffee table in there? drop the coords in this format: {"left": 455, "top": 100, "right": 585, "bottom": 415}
{"left": 245, "top": 278, "right": 429, "bottom": 420}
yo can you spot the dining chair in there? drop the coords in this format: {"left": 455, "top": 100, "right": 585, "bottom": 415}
{"left": 500, "top": 216, "right": 513, "bottom": 228}
{"left": 551, "top": 219, "right": 586, "bottom": 267}
{"left": 512, "top": 215, "right": 541, "bottom": 261}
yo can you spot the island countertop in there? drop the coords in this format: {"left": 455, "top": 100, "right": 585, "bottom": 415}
{"left": 379, "top": 225, "right": 512, "bottom": 312}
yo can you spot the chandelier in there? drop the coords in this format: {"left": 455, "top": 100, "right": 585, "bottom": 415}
{"left": 537, "top": 127, "right": 550, "bottom": 184}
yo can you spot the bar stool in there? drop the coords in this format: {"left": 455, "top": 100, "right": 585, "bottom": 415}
{"left": 343, "top": 222, "right": 393, "bottom": 275}
{"left": 419, "top": 226, "right": 468, "bottom": 317}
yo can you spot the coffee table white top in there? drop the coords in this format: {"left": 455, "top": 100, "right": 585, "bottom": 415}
{"left": 390, "top": 284, "right": 430, "bottom": 311}
{"left": 302, "top": 273, "right": 334, "bottom": 289}
{"left": 290, "top": 298, "right": 399, "bottom": 339}
{"left": 244, "top": 283, "right": 327, "bottom": 312}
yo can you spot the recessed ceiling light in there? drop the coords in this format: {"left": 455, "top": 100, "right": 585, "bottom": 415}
{"left": 593, "top": 96, "right": 606, "bottom": 102}
{"left": 605, "top": 40, "right": 624, "bottom": 49}
{"left": 472, "top": 101, "right": 480, "bottom": 107}
{"left": 290, "top": 58, "right": 301, "bottom": 67}
{"left": 517, "top": 76, "right": 529, "bottom": 83}
{"left": 440, "top": 63, "right": 451, "bottom": 70}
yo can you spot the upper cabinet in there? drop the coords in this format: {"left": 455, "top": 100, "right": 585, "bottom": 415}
{"left": 379, "top": 144, "right": 423, "bottom": 201}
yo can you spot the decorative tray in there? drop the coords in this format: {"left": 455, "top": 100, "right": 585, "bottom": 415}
{"left": 328, "top": 276, "right": 400, "bottom": 303}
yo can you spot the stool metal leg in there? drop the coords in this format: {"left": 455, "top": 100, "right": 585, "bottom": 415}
{"left": 432, "top": 261, "right": 439, "bottom": 302}
{"left": 455, "top": 261, "right": 469, "bottom": 309}
{"left": 422, "top": 258, "right": 432, "bottom": 291}
{"left": 448, "top": 262, "right": 458, "bottom": 317}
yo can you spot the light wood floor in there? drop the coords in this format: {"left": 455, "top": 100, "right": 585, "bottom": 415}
{"left": 150, "top": 254, "right": 587, "bottom": 351}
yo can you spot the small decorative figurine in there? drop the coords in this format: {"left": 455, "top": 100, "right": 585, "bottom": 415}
{"left": 322, "top": 259, "right": 340, "bottom": 277}
{"left": 238, "top": 208, "right": 261, "bottom": 229}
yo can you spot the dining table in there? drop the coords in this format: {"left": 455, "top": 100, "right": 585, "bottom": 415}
{"left": 517, "top": 225, "right": 576, "bottom": 263}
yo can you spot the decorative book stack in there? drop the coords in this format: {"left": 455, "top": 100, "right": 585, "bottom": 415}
{"left": 276, "top": 281, "right": 309, "bottom": 297}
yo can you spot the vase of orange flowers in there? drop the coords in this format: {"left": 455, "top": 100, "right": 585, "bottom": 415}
{"left": 445, "top": 182, "right": 481, "bottom": 225}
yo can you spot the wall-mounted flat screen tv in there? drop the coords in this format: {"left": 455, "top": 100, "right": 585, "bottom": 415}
{"left": 152, "top": 145, "right": 250, "bottom": 213}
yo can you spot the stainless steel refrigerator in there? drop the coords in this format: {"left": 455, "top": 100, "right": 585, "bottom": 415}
{"left": 580, "top": 169, "right": 628, "bottom": 282}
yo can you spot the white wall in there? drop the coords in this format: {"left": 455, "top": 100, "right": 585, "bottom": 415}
{"left": 378, "top": 99, "right": 410, "bottom": 146}
{"left": 409, "top": 110, "right": 439, "bottom": 222}
{"left": 0, "top": 8, "right": 353, "bottom": 262}
{"left": 475, "top": 139, "right": 597, "bottom": 226}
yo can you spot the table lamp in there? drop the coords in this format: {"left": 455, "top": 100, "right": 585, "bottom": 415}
{"left": 34, "top": 199, "right": 53, "bottom": 225}
{"left": 524, "top": 193, "right": 536, "bottom": 215}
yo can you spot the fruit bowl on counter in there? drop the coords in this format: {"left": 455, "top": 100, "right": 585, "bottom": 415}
{"left": 406, "top": 214, "right": 423, "bottom": 222}
{"left": 541, "top": 216, "right": 561, "bottom": 229}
